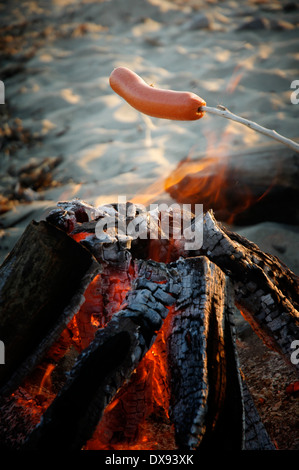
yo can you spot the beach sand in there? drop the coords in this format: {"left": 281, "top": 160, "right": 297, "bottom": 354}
{"left": 0, "top": 0, "right": 298, "bottom": 450}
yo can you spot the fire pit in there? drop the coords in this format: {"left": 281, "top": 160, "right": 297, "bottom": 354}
{"left": 0, "top": 198, "right": 298, "bottom": 451}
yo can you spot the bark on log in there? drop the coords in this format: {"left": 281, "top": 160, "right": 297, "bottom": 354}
{"left": 198, "top": 211, "right": 299, "bottom": 371}
{"left": 167, "top": 256, "right": 244, "bottom": 450}
{"left": 0, "top": 220, "right": 99, "bottom": 396}
{"left": 23, "top": 259, "right": 179, "bottom": 450}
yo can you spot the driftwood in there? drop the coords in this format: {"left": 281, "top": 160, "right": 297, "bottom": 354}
{"left": 0, "top": 219, "right": 99, "bottom": 396}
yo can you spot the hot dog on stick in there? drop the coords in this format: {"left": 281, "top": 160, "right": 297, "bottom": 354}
{"left": 109, "top": 66, "right": 206, "bottom": 121}
{"left": 109, "top": 67, "right": 299, "bottom": 153}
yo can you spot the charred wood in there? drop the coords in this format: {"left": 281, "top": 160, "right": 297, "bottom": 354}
{"left": 198, "top": 211, "right": 299, "bottom": 371}
{"left": 71, "top": 233, "right": 134, "bottom": 349}
{"left": 167, "top": 256, "right": 244, "bottom": 450}
{"left": 0, "top": 220, "right": 99, "bottom": 397}
{"left": 23, "top": 260, "right": 179, "bottom": 450}
{"left": 47, "top": 199, "right": 184, "bottom": 263}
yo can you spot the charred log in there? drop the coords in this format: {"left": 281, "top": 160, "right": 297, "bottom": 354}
{"left": 196, "top": 211, "right": 299, "bottom": 371}
{"left": 71, "top": 233, "right": 135, "bottom": 349}
{"left": 23, "top": 260, "right": 179, "bottom": 451}
{"left": 49, "top": 199, "right": 184, "bottom": 264}
{"left": 60, "top": 201, "right": 299, "bottom": 371}
{"left": 167, "top": 256, "right": 244, "bottom": 450}
{"left": 0, "top": 220, "right": 99, "bottom": 396}
{"left": 86, "top": 321, "right": 173, "bottom": 450}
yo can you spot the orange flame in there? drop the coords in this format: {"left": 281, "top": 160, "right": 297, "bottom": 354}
{"left": 132, "top": 129, "right": 239, "bottom": 222}
{"left": 133, "top": 120, "right": 275, "bottom": 225}
{"left": 38, "top": 364, "right": 55, "bottom": 395}
{"left": 84, "top": 308, "right": 175, "bottom": 450}
{"left": 226, "top": 65, "right": 243, "bottom": 94}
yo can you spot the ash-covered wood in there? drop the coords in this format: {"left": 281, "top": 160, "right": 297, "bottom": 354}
{"left": 0, "top": 219, "right": 99, "bottom": 396}
{"left": 167, "top": 256, "right": 244, "bottom": 450}
{"left": 49, "top": 198, "right": 185, "bottom": 263}
{"left": 46, "top": 200, "right": 139, "bottom": 349}
{"left": 70, "top": 233, "right": 135, "bottom": 349}
{"left": 23, "top": 259, "right": 179, "bottom": 450}
{"left": 198, "top": 211, "right": 299, "bottom": 371}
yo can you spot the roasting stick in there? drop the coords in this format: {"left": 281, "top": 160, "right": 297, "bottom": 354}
{"left": 109, "top": 67, "right": 299, "bottom": 153}
{"left": 199, "top": 105, "right": 299, "bottom": 154}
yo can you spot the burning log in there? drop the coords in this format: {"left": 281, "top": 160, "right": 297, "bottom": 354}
{"left": 86, "top": 256, "right": 246, "bottom": 451}
{"left": 0, "top": 219, "right": 99, "bottom": 396}
{"left": 198, "top": 211, "right": 299, "bottom": 371}
{"left": 71, "top": 233, "right": 135, "bottom": 349}
{"left": 23, "top": 259, "right": 179, "bottom": 451}
{"left": 167, "top": 257, "right": 244, "bottom": 450}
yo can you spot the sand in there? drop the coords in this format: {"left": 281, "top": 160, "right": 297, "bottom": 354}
{"left": 0, "top": 0, "right": 298, "bottom": 450}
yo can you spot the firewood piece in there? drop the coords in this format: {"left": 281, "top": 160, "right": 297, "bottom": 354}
{"left": 0, "top": 220, "right": 99, "bottom": 396}
{"left": 47, "top": 199, "right": 191, "bottom": 263}
{"left": 88, "top": 324, "right": 172, "bottom": 449}
{"left": 47, "top": 199, "right": 299, "bottom": 369}
{"left": 167, "top": 256, "right": 244, "bottom": 450}
{"left": 81, "top": 233, "right": 133, "bottom": 268}
{"left": 70, "top": 233, "right": 135, "bottom": 349}
{"left": 199, "top": 211, "right": 299, "bottom": 370}
{"left": 23, "top": 260, "right": 180, "bottom": 450}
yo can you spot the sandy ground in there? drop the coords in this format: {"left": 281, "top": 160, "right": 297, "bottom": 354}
{"left": 0, "top": 0, "right": 298, "bottom": 450}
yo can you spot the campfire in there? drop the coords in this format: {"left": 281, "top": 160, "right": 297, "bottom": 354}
{"left": 1, "top": 62, "right": 299, "bottom": 453}
{"left": 0, "top": 197, "right": 298, "bottom": 451}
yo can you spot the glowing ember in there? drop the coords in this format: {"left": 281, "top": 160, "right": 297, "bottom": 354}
{"left": 38, "top": 364, "right": 55, "bottom": 395}
{"left": 84, "top": 309, "right": 175, "bottom": 450}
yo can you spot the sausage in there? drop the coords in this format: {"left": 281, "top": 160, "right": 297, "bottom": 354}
{"left": 109, "top": 67, "right": 206, "bottom": 121}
